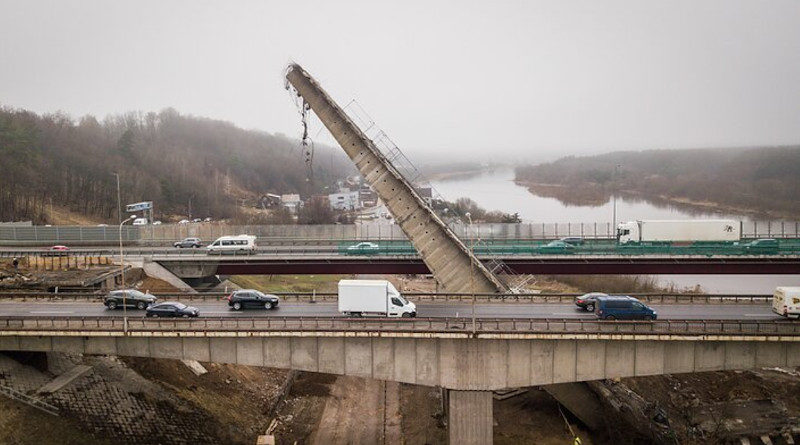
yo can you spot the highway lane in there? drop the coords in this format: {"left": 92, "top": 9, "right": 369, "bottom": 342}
{"left": 0, "top": 301, "right": 783, "bottom": 320}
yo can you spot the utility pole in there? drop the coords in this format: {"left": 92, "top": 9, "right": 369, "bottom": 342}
{"left": 612, "top": 164, "right": 621, "bottom": 234}
{"left": 119, "top": 215, "right": 135, "bottom": 334}
{"left": 113, "top": 173, "right": 122, "bottom": 224}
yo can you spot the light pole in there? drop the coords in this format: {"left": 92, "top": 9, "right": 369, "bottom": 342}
{"left": 119, "top": 215, "right": 136, "bottom": 334}
{"left": 112, "top": 173, "right": 122, "bottom": 226}
{"left": 612, "top": 164, "right": 621, "bottom": 235}
{"left": 465, "top": 212, "right": 476, "bottom": 334}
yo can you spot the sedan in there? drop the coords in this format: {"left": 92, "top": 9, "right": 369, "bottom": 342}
{"left": 345, "top": 242, "right": 380, "bottom": 255}
{"left": 145, "top": 302, "right": 199, "bottom": 318}
{"left": 174, "top": 237, "right": 202, "bottom": 248}
{"left": 574, "top": 292, "right": 608, "bottom": 312}
{"left": 43, "top": 245, "right": 70, "bottom": 257}
{"left": 536, "top": 240, "right": 576, "bottom": 254}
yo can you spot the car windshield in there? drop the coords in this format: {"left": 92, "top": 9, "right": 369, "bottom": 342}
{"left": 253, "top": 291, "right": 266, "bottom": 297}
{"left": 129, "top": 290, "right": 145, "bottom": 298}
{"left": 173, "top": 303, "right": 187, "bottom": 309}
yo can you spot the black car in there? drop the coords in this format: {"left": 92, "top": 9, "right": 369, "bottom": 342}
{"left": 227, "top": 289, "right": 279, "bottom": 310}
{"left": 574, "top": 292, "right": 608, "bottom": 312}
{"left": 104, "top": 290, "right": 157, "bottom": 310}
{"left": 174, "top": 237, "right": 202, "bottom": 248}
{"left": 145, "top": 302, "right": 199, "bottom": 317}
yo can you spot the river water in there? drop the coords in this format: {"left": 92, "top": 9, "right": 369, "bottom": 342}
{"left": 429, "top": 168, "right": 800, "bottom": 293}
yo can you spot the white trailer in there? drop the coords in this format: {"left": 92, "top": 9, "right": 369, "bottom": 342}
{"left": 337, "top": 279, "right": 417, "bottom": 317}
{"left": 772, "top": 287, "right": 800, "bottom": 319}
{"left": 616, "top": 220, "right": 741, "bottom": 244}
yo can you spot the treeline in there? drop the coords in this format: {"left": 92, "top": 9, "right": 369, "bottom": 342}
{"left": 436, "top": 197, "right": 521, "bottom": 223}
{"left": 515, "top": 146, "right": 800, "bottom": 218}
{"left": 0, "top": 106, "right": 353, "bottom": 223}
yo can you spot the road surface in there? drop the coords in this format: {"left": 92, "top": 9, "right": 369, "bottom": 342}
{"left": 0, "top": 301, "right": 782, "bottom": 320}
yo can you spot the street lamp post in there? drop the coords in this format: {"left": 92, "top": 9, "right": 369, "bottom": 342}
{"left": 612, "top": 164, "right": 621, "bottom": 236}
{"left": 119, "top": 215, "right": 136, "bottom": 334}
{"left": 465, "top": 212, "right": 476, "bottom": 334}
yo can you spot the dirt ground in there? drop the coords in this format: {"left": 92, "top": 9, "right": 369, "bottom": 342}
{"left": 121, "top": 357, "right": 290, "bottom": 443}
{"left": 621, "top": 368, "right": 800, "bottom": 443}
{"left": 494, "top": 389, "right": 595, "bottom": 445}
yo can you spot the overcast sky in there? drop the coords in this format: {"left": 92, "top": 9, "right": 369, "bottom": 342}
{"left": 1, "top": 0, "right": 799, "bottom": 163}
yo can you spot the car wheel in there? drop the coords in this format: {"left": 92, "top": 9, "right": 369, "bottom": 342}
{"left": 233, "top": 302, "right": 242, "bottom": 311}
{"left": 137, "top": 302, "right": 146, "bottom": 310}
{"left": 644, "top": 315, "right": 653, "bottom": 321}
{"left": 151, "top": 313, "right": 158, "bottom": 318}
{"left": 605, "top": 315, "right": 616, "bottom": 320}
{"left": 586, "top": 304, "right": 594, "bottom": 312}
{"left": 264, "top": 302, "right": 273, "bottom": 310}
{"left": 107, "top": 301, "right": 117, "bottom": 310}
{"left": 401, "top": 312, "right": 412, "bottom": 318}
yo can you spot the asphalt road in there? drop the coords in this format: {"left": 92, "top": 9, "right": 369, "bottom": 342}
{"left": 0, "top": 301, "right": 783, "bottom": 320}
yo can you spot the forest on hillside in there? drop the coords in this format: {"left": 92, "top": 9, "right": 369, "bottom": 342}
{"left": 0, "top": 106, "right": 353, "bottom": 223}
{"left": 515, "top": 146, "right": 800, "bottom": 218}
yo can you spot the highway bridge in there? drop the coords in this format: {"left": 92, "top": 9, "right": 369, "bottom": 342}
{"left": 4, "top": 246, "right": 800, "bottom": 275}
{"left": 1, "top": 304, "right": 799, "bottom": 443}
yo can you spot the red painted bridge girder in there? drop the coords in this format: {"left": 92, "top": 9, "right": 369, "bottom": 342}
{"left": 193, "top": 257, "right": 800, "bottom": 275}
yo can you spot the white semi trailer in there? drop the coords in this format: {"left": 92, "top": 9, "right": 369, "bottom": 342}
{"left": 337, "top": 279, "right": 417, "bottom": 317}
{"left": 616, "top": 220, "right": 741, "bottom": 244}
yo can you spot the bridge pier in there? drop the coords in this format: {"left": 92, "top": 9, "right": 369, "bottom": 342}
{"left": 448, "top": 390, "right": 493, "bottom": 445}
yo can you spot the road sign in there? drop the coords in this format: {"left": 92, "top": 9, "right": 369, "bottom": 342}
{"left": 125, "top": 201, "right": 153, "bottom": 213}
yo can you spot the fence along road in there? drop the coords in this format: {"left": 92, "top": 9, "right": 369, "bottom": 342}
{"left": 2, "top": 221, "right": 800, "bottom": 245}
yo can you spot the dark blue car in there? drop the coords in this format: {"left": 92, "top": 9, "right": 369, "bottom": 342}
{"left": 595, "top": 296, "right": 657, "bottom": 320}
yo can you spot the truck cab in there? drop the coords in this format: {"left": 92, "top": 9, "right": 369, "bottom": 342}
{"left": 616, "top": 222, "right": 639, "bottom": 244}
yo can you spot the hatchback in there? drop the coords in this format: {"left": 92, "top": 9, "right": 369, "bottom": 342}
{"left": 228, "top": 289, "right": 279, "bottom": 310}
{"left": 104, "top": 289, "right": 157, "bottom": 310}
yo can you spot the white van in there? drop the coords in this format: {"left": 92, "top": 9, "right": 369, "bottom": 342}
{"left": 132, "top": 218, "right": 148, "bottom": 225}
{"left": 772, "top": 287, "right": 800, "bottom": 319}
{"left": 337, "top": 279, "right": 416, "bottom": 317}
{"left": 206, "top": 235, "right": 257, "bottom": 255}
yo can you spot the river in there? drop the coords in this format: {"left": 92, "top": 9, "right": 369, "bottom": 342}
{"left": 429, "top": 168, "right": 800, "bottom": 293}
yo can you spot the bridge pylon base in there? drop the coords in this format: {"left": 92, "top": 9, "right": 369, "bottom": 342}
{"left": 448, "top": 389, "right": 493, "bottom": 445}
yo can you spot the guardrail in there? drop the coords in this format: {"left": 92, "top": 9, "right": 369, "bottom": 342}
{"left": 0, "top": 291, "right": 773, "bottom": 304}
{"left": 1, "top": 316, "right": 798, "bottom": 336}
{"left": 2, "top": 221, "right": 800, "bottom": 244}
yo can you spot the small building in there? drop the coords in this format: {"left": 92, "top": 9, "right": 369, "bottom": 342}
{"left": 261, "top": 193, "right": 282, "bottom": 208}
{"left": 415, "top": 186, "right": 433, "bottom": 206}
{"left": 328, "top": 191, "right": 361, "bottom": 211}
{"left": 281, "top": 194, "right": 303, "bottom": 214}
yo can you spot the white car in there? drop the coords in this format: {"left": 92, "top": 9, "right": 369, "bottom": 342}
{"left": 178, "top": 219, "right": 190, "bottom": 224}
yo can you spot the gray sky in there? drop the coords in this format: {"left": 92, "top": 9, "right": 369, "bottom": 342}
{"left": 1, "top": 0, "right": 799, "bottom": 162}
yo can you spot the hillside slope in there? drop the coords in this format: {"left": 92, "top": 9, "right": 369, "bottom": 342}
{"left": 515, "top": 146, "right": 800, "bottom": 218}
{"left": 0, "top": 106, "right": 352, "bottom": 223}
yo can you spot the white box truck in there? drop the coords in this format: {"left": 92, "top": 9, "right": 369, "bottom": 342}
{"left": 616, "top": 220, "right": 741, "bottom": 244}
{"left": 772, "top": 287, "right": 800, "bottom": 319}
{"left": 338, "top": 279, "right": 417, "bottom": 317}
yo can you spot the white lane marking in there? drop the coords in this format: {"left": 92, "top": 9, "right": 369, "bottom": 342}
{"left": 744, "top": 313, "right": 772, "bottom": 317}
{"left": 30, "top": 310, "right": 75, "bottom": 314}
{"left": 552, "top": 313, "right": 593, "bottom": 316}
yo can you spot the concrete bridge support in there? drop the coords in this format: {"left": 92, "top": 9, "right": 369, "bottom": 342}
{"left": 448, "top": 390, "right": 493, "bottom": 445}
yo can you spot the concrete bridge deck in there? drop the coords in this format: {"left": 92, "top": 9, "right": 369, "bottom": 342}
{"left": 1, "top": 316, "right": 799, "bottom": 392}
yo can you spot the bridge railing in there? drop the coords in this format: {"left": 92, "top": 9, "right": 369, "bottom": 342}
{"left": 1, "top": 316, "right": 798, "bottom": 336}
{"left": 2, "top": 221, "right": 799, "bottom": 245}
{"left": 0, "top": 291, "right": 774, "bottom": 304}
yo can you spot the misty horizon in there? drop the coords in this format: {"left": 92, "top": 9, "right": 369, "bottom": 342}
{"left": 2, "top": 0, "right": 799, "bottom": 163}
